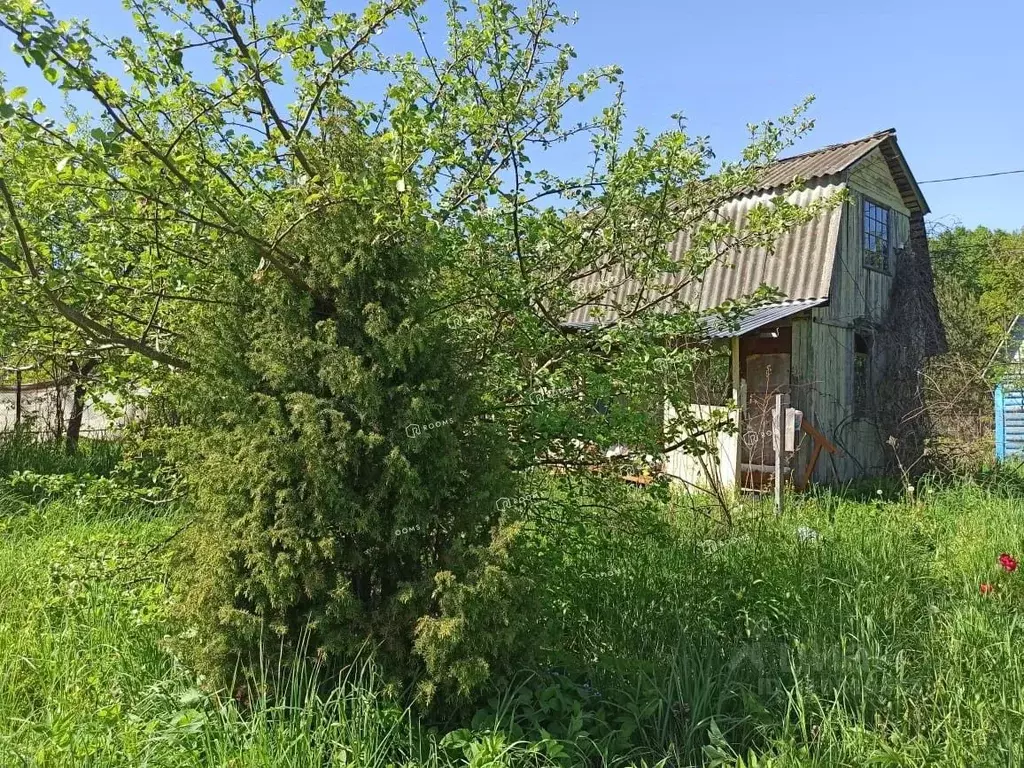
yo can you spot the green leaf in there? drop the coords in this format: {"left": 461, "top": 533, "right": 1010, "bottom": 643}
{"left": 43, "top": 67, "right": 59, "bottom": 84}
{"left": 9, "top": 86, "right": 27, "bottom": 100}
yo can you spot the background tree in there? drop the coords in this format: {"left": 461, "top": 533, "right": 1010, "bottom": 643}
{"left": 0, "top": 137, "right": 151, "bottom": 447}
{"left": 926, "top": 224, "right": 1024, "bottom": 467}
{"left": 0, "top": 0, "right": 830, "bottom": 695}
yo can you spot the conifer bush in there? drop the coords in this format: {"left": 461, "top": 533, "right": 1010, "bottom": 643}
{"left": 172, "top": 131, "right": 520, "bottom": 689}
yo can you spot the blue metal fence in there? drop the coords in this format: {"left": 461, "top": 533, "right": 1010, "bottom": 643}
{"left": 996, "top": 384, "right": 1024, "bottom": 461}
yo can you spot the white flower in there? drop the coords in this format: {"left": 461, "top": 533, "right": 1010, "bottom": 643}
{"left": 797, "top": 526, "right": 820, "bottom": 542}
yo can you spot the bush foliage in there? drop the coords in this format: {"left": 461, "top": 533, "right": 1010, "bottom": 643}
{"left": 927, "top": 225, "right": 1024, "bottom": 468}
{"left": 170, "top": 132, "right": 519, "bottom": 691}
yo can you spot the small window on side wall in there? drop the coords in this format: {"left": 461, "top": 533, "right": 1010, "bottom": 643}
{"left": 863, "top": 198, "right": 891, "bottom": 272}
{"left": 853, "top": 332, "right": 872, "bottom": 417}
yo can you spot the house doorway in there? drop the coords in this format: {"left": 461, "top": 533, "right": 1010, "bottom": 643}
{"left": 741, "top": 351, "right": 791, "bottom": 489}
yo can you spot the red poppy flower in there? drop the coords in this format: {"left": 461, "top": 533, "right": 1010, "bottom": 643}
{"left": 999, "top": 553, "right": 1018, "bottom": 573}
{"left": 980, "top": 583, "right": 995, "bottom": 595}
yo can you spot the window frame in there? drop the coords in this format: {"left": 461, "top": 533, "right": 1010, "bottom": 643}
{"left": 852, "top": 330, "right": 873, "bottom": 419}
{"left": 861, "top": 196, "right": 892, "bottom": 274}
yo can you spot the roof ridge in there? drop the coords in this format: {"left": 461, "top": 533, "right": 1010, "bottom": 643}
{"left": 735, "top": 128, "right": 903, "bottom": 199}
{"left": 773, "top": 128, "right": 895, "bottom": 165}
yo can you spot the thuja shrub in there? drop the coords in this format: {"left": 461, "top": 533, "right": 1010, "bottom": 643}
{"left": 170, "top": 131, "right": 523, "bottom": 695}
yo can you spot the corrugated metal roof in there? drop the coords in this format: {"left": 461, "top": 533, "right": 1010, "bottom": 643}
{"left": 703, "top": 299, "right": 826, "bottom": 339}
{"left": 565, "top": 182, "right": 844, "bottom": 326}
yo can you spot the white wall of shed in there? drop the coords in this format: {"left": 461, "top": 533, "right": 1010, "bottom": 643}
{"left": 664, "top": 337, "right": 741, "bottom": 492}
{"left": 664, "top": 402, "right": 739, "bottom": 492}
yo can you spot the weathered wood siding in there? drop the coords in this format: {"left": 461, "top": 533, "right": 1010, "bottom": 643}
{"left": 789, "top": 314, "right": 815, "bottom": 481}
{"left": 804, "top": 149, "right": 912, "bottom": 481}
{"left": 818, "top": 149, "right": 911, "bottom": 328}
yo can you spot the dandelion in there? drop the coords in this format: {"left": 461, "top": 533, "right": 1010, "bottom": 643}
{"left": 999, "top": 553, "right": 1018, "bottom": 573}
{"left": 876, "top": 489, "right": 883, "bottom": 496}
{"left": 980, "top": 583, "right": 995, "bottom": 595}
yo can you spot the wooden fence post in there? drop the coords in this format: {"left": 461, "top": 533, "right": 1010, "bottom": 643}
{"left": 773, "top": 392, "right": 788, "bottom": 516}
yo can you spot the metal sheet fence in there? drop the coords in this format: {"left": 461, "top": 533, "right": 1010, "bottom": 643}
{"left": 996, "top": 383, "right": 1024, "bottom": 462}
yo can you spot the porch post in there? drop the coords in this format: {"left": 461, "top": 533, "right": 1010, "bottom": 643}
{"left": 731, "top": 336, "right": 742, "bottom": 489}
{"left": 774, "top": 392, "right": 788, "bottom": 516}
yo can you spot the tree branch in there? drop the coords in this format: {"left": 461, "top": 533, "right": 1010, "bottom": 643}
{"left": 0, "top": 178, "right": 190, "bottom": 370}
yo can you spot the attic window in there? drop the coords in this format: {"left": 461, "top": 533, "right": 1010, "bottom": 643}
{"left": 863, "top": 198, "right": 891, "bottom": 272}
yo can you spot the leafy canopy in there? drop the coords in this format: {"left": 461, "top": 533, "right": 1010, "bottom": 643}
{"left": 0, "top": 0, "right": 830, "bottom": 692}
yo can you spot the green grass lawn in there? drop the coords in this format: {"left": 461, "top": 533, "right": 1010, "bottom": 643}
{"left": 2, "top": 455, "right": 1024, "bottom": 766}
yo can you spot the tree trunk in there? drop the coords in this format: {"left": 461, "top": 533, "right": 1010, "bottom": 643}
{"left": 65, "top": 360, "right": 97, "bottom": 454}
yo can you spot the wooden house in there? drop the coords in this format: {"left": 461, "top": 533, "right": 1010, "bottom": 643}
{"left": 567, "top": 129, "right": 946, "bottom": 490}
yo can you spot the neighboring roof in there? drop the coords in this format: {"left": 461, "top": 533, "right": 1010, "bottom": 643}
{"left": 749, "top": 128, "right": 929, "bottom": 215}
{"left": 703, "top": 299, "right": 827, "bottom": 339}
{"left": 564, "top": 129, "right": 928, "bottom": 330}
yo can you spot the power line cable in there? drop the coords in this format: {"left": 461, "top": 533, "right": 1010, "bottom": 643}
{"left": 919, "top": 169, "right": 1024, "bottom": 185}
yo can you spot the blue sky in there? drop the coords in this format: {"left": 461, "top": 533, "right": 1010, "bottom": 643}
{"left": 567, "top": 0, "right": 1023, "bottom": 231}
{"left": 2, "top": 0, "right": 1021, "bottom": 230}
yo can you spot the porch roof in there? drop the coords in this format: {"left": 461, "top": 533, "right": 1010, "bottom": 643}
{"left": 702, "top": 298, "right": 826, "bottom": 339}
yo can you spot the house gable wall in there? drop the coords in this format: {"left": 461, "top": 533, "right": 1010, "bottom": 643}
{"left": 801, "top": 148, "right": 914, "bottom": 481}
{"left": 820, "top": 148, "right": 912, "bottom": 328}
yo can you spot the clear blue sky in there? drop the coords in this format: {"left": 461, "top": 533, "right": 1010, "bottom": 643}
{"left": 2, "top": 0, "right": 1021, "bottom": 230}
{"left": 566, "top": 0, "right": 1023, "bottom": 231}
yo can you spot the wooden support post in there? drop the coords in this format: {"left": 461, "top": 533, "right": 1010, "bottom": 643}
{"left": 799, "top": 418, "right": 839, "bottom": 489}
{"left": 730, "top": 336, "right": 742, "bottom": 490}
{"left": 773, "top": 392, "right": 788, "bottom": 516}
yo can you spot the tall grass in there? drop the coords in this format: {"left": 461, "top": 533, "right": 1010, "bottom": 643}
{"left": 3, "top": 444, "right": 1024, "bottom": 766}
{"left": 0, "top": 431, "right": 122, "bottom": 477}
{"left": 515, "top": 474, "right": 1024, "bottom": 765}
{"left": 0, "top": 487, "right": 558, "bottom": 767}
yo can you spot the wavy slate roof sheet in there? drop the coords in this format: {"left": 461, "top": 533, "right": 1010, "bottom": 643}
{"left": 749, "top": 129, "right": 891, "bottom": 193}
{"left": 749, "top": 128, "right": 927, "bottom": 214}
{"left": 564, "top": 182, "right": 844, "bottom": 325}
{"left": 564, "top": 129, "right": 926, "bottom": 329}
